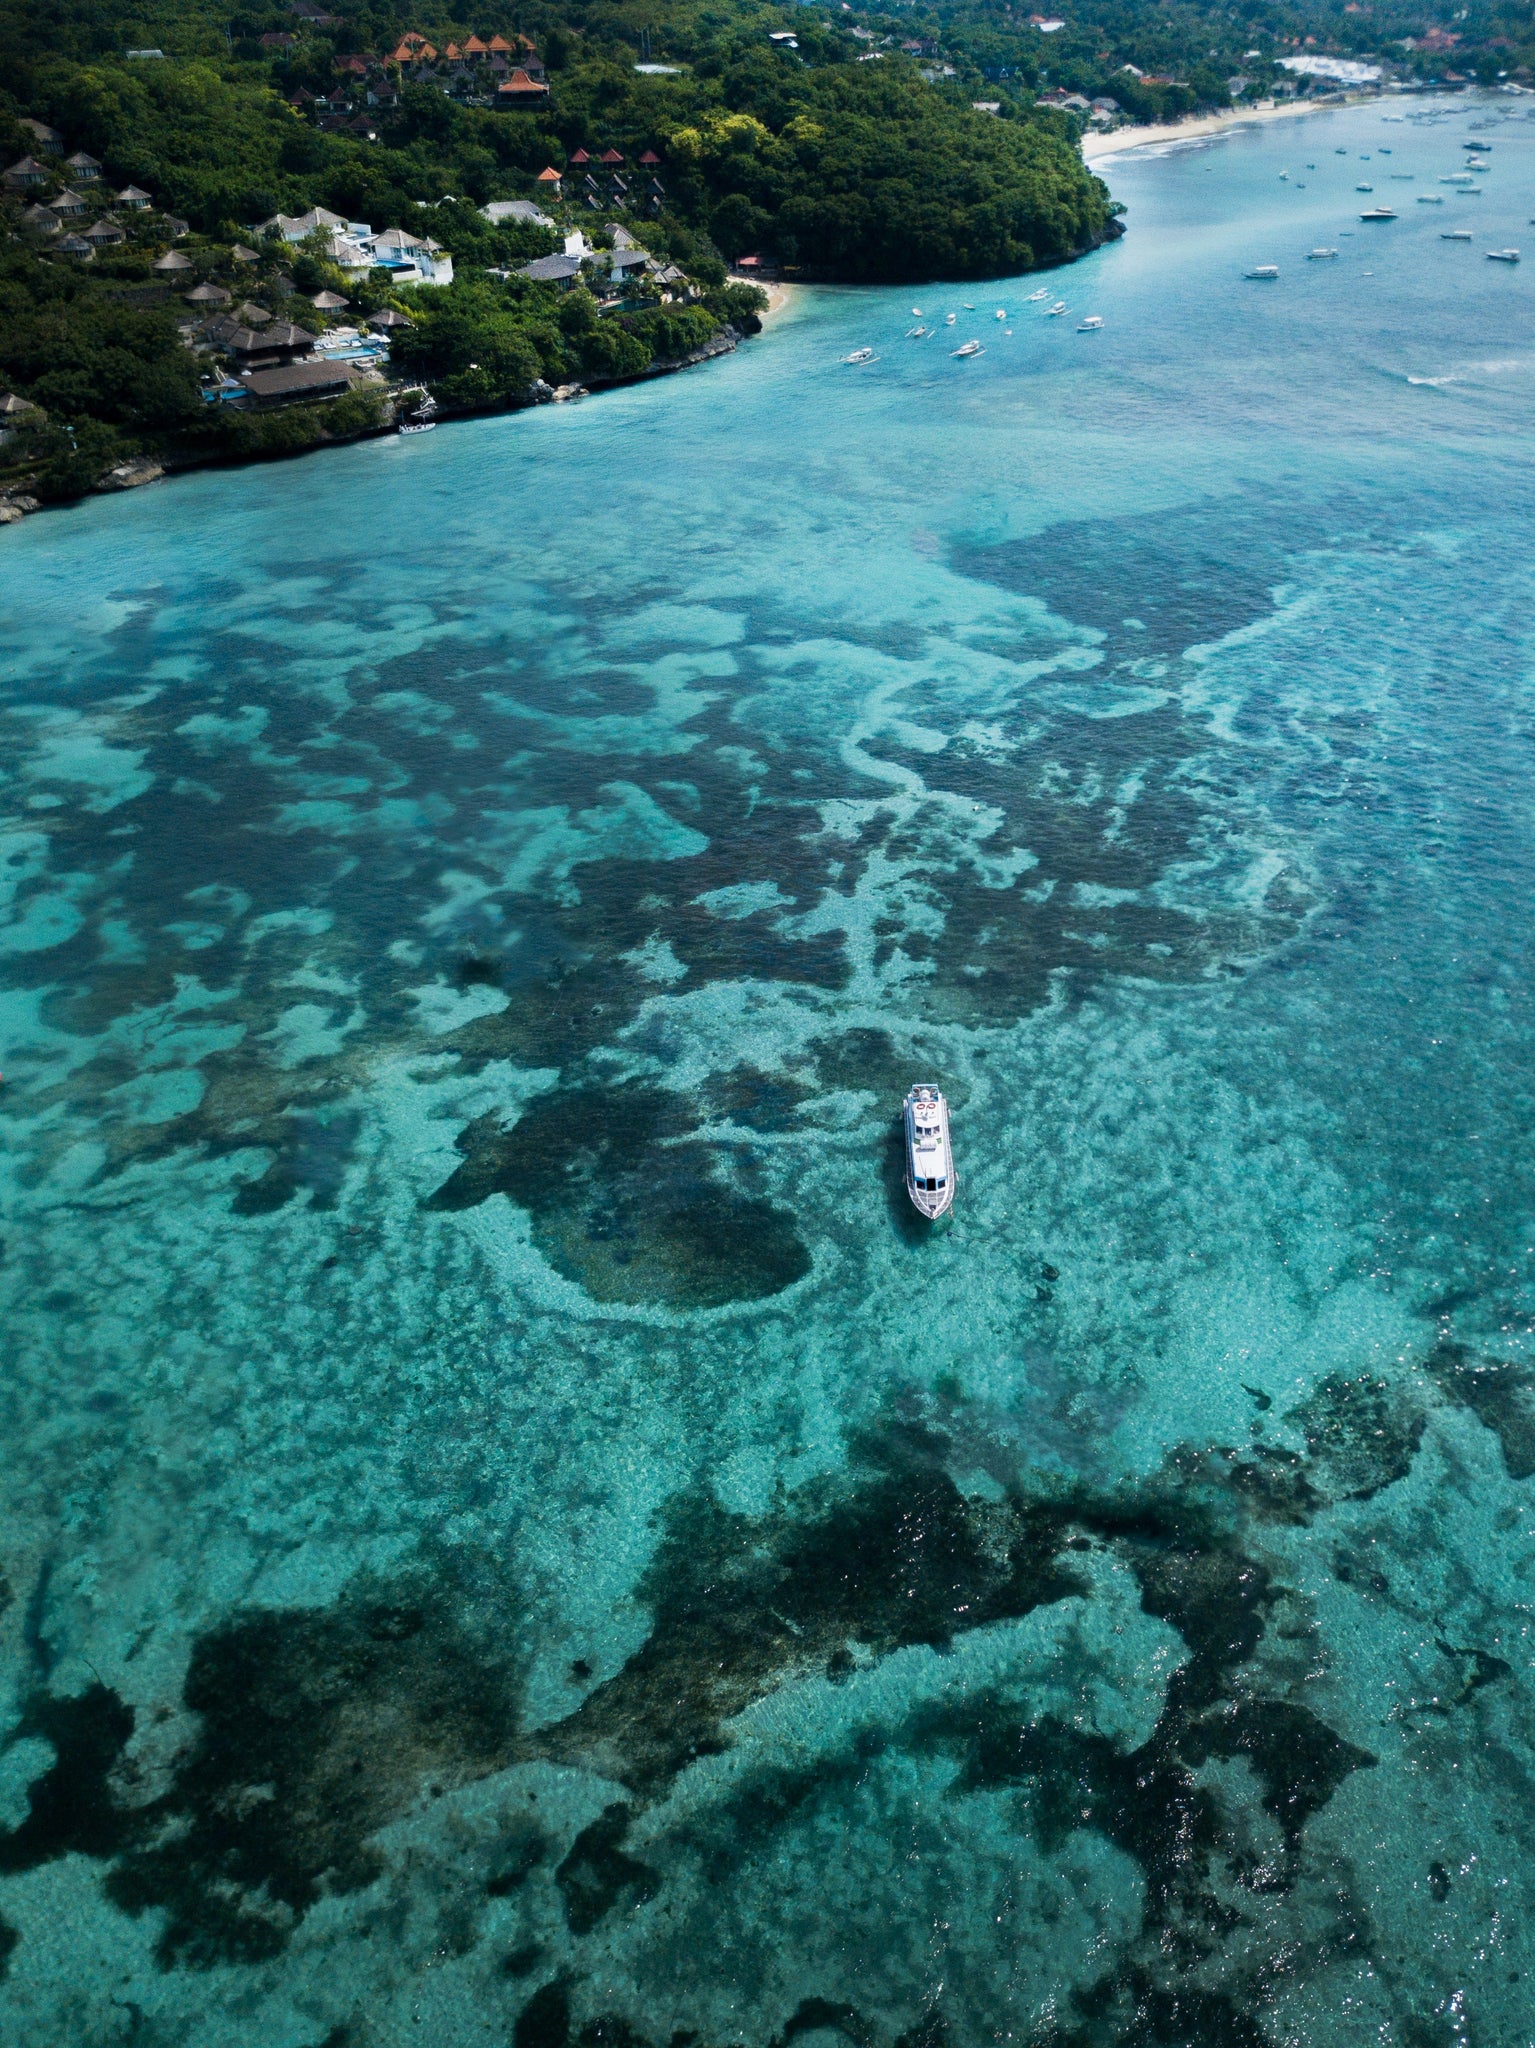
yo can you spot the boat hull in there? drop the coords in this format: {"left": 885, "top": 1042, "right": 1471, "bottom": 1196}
{"left": 903, "top": 1085, "right": 956, "bottom": 1219}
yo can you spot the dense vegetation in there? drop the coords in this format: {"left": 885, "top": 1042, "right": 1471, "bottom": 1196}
{"left": 2, "top": 0, "right": 1527, "bottom": 500}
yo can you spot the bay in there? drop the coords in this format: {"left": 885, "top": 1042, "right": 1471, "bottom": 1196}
{"left": 2, "top": 92, "right": 1534, "bottom": 2048}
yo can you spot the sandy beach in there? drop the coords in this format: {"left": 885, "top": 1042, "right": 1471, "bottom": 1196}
{"left": 738, "top": 278, "right": 798, "bottom": 321}
{"left": 1082, "top": 93, "right": 1377, "bottom": 163}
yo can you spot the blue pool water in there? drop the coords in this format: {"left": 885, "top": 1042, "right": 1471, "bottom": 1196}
{"left": 3, "top": 92, "right": 1535, "bottom": 2048}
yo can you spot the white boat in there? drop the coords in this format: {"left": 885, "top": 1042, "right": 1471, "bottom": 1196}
{"left": 1244, "top": 265, "right": 1279, "bottom": 279}
{"left": 1488, "top": 248, "right": 1520, "bottom": 262}
{"left": 1359, "top": 208, "right": 1398, "bottom": 221}
{"left": 1046, "top": 301, "right": 1068, "bottom": 316}
{"left": 912, "top": 306, "right": 923, "bottom": 315}
{"left": 995, "top": 309, "right": 1007, "bottom": 319}
{"left": 962, "top": 303, "right": 975, "bottom": 309}
{"left": 1308, "top": 247, "right": 1338, "bottom": 259}
{"left": 951, "top": 340, "right": 984, "bottom": 357}
{"left": 1442, "top": 229, "right": 1473, "bottom": 239}
{"left": 1024, "top": 288, "right": 1049, "bottom": 302}
{"left": 843, "top": 347, "right": 877, "bottom": 364}
{"left": 398, "top": 420, "right": 436, "bottom": 434}
{"left": 1077, "top": 315, "right": 1103, "bottom": 330}
{"left": 905, "top": 325, "right": 929, "bottom": 337}
{"left": 903, "top": 1085, "right": 955, "bottom": 1219}
{"left": 945, "top": 312, "right": 956, "bottom": 325}
{"left": 1442, "top": 174, "right": 1476, "bottom": 184}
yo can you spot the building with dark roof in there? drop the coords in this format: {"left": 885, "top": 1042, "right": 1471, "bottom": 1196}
{"left": 65, "top": 151, "right": 102, "bottom": 180}
{"left": 3, "top": 156, "right": 50, "bottom": 189}
{"left": 519, "top": 253, "right": 584, "bottom": 285}
{"left": 239, "top": 361, "right": 358, "bottom": 405}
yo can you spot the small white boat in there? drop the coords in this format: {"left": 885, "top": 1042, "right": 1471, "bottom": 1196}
{"left": 962, "top": 303, "right": 975, "bottom": 310}
{"left": 1308, "top": 247, "right": 1338, "bottom": 260}
{"left": 1046, "top": 301, "right": 1068, "bottom": 316}
{"left": 951, "top": 339, "right": 984, "bottom": 357}
{"left": 912, "top": 306, "right": 923, "bottom": 315}
{"left": 1442, "top": 174, "right": 1476, "bottom": 184}
{"left": 1359, "top": 208, "right": 1398, "bottom": 221}
{"left": 1488, "top": 248, "right": 1520, "bottom": 262}
{"left": 1024, "top": 288, "right": 1049, "bottom": 302}
{"left": 995, "top": 309, "right": 1007, "bottom": 320}
{"left": 843, "top": 347, "right": 877, "bottom": 364}
{"left": 1077, "top": 315, "right": 1103, "bottom": 330}
{"left": 903, "top": 1085, "right": 955, "bottom": 1219}
{"left": 1442, "top": 229, "right": 1473, "bottom": 240}
{"left": 945, "top": 312, "right": 956, "bottom": 325}
{"left": 398, "top": 420, "right": 436, "bottom": 434}
{"left": 906, "top": 325, "right": 929, "bottom": 337}
{"left": 1244, "top": 265, "right": 1279, "bottom": 279}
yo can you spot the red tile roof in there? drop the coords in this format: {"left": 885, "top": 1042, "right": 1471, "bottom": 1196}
{"left": 600, "top": 148, "right": 624, "bottom": 164}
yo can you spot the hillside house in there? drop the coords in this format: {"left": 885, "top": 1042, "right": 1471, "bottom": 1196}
{"left": 19, "top": 120, "right": 63, "bottom": 153}
{"left": 65, "top": 151, "right": 101, "bottom": 180}
{"left": 3, "top": 157, "right": 50, "bottom": 189}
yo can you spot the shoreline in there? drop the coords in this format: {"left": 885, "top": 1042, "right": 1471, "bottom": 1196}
{"left": 0, "top": 322, "right": 757, "bottom": 526}
{"left": 1082, "top": 92, "right": 1381, "bottom": 163}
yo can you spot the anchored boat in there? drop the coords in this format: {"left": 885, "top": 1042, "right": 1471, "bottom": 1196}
{"left": 904, "top": 1085, "right": 956, "bottom": 1219}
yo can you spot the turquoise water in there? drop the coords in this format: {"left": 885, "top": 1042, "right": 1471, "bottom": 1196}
{"left": 4, "top": 92, "right": 1535, "bottom": 2047}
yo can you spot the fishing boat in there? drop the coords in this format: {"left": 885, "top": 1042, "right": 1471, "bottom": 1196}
{"left": 903, "top": 1085, "right": 955, "bottom": 1219}
{"left": 1359, "top": 208, "right": 1398, "bottom": 221}
{"left": 1077, "top": 315, "right": 1103, "bottom": 330}
{"left": 1308, "top": 247, "right": 1338, "bottom": 259}
{"left": 1488, "top": 247, "right": 1520, "bottom": 262}
{"left": 951, "top": 340, "right": 984, "bottom": 357}
{"left": 843, "top": 347, "right": 877, "bottom": 364}
{"left": 1244, "top": 264, "right": 1280, "bottom": 279}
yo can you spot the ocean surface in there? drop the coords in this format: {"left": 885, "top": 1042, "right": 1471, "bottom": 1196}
{"left": 3, "top": 90, "right": 1535, "bottom": 2048}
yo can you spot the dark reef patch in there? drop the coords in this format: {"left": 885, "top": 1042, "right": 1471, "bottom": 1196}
{"left": 555, "top": 1803, "right": 659, "bottom": 1934}
{"left": 0, "top": 1569, "right": 526, "bottom": 1968}
{"left": 1427, "top": 1341, "right": 1535, "bottom": 1478}
{"left": 953, "top": 496, "right": 1286, "bottom": 664}
{"left": 0, "top": 1915, "right": 16, "bottom": 1980}
{"left": 0, "top": 1400, "right": 1404, "bottom": 2007}
{"left": 0, "top": 1682, "right": 137, "bottom": 1873}
{"left": 538, "top": 1433, "right": 1087, "bottom": 1796}
{"left": 1289, "top": 1371, "right": 1426, "bottom": 1500}
{"left": 426, "top": 1082, "right": 811, "bottom": 1308}
{"left": 106, "top": 1580, "right": 524, "bottom": 1964}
